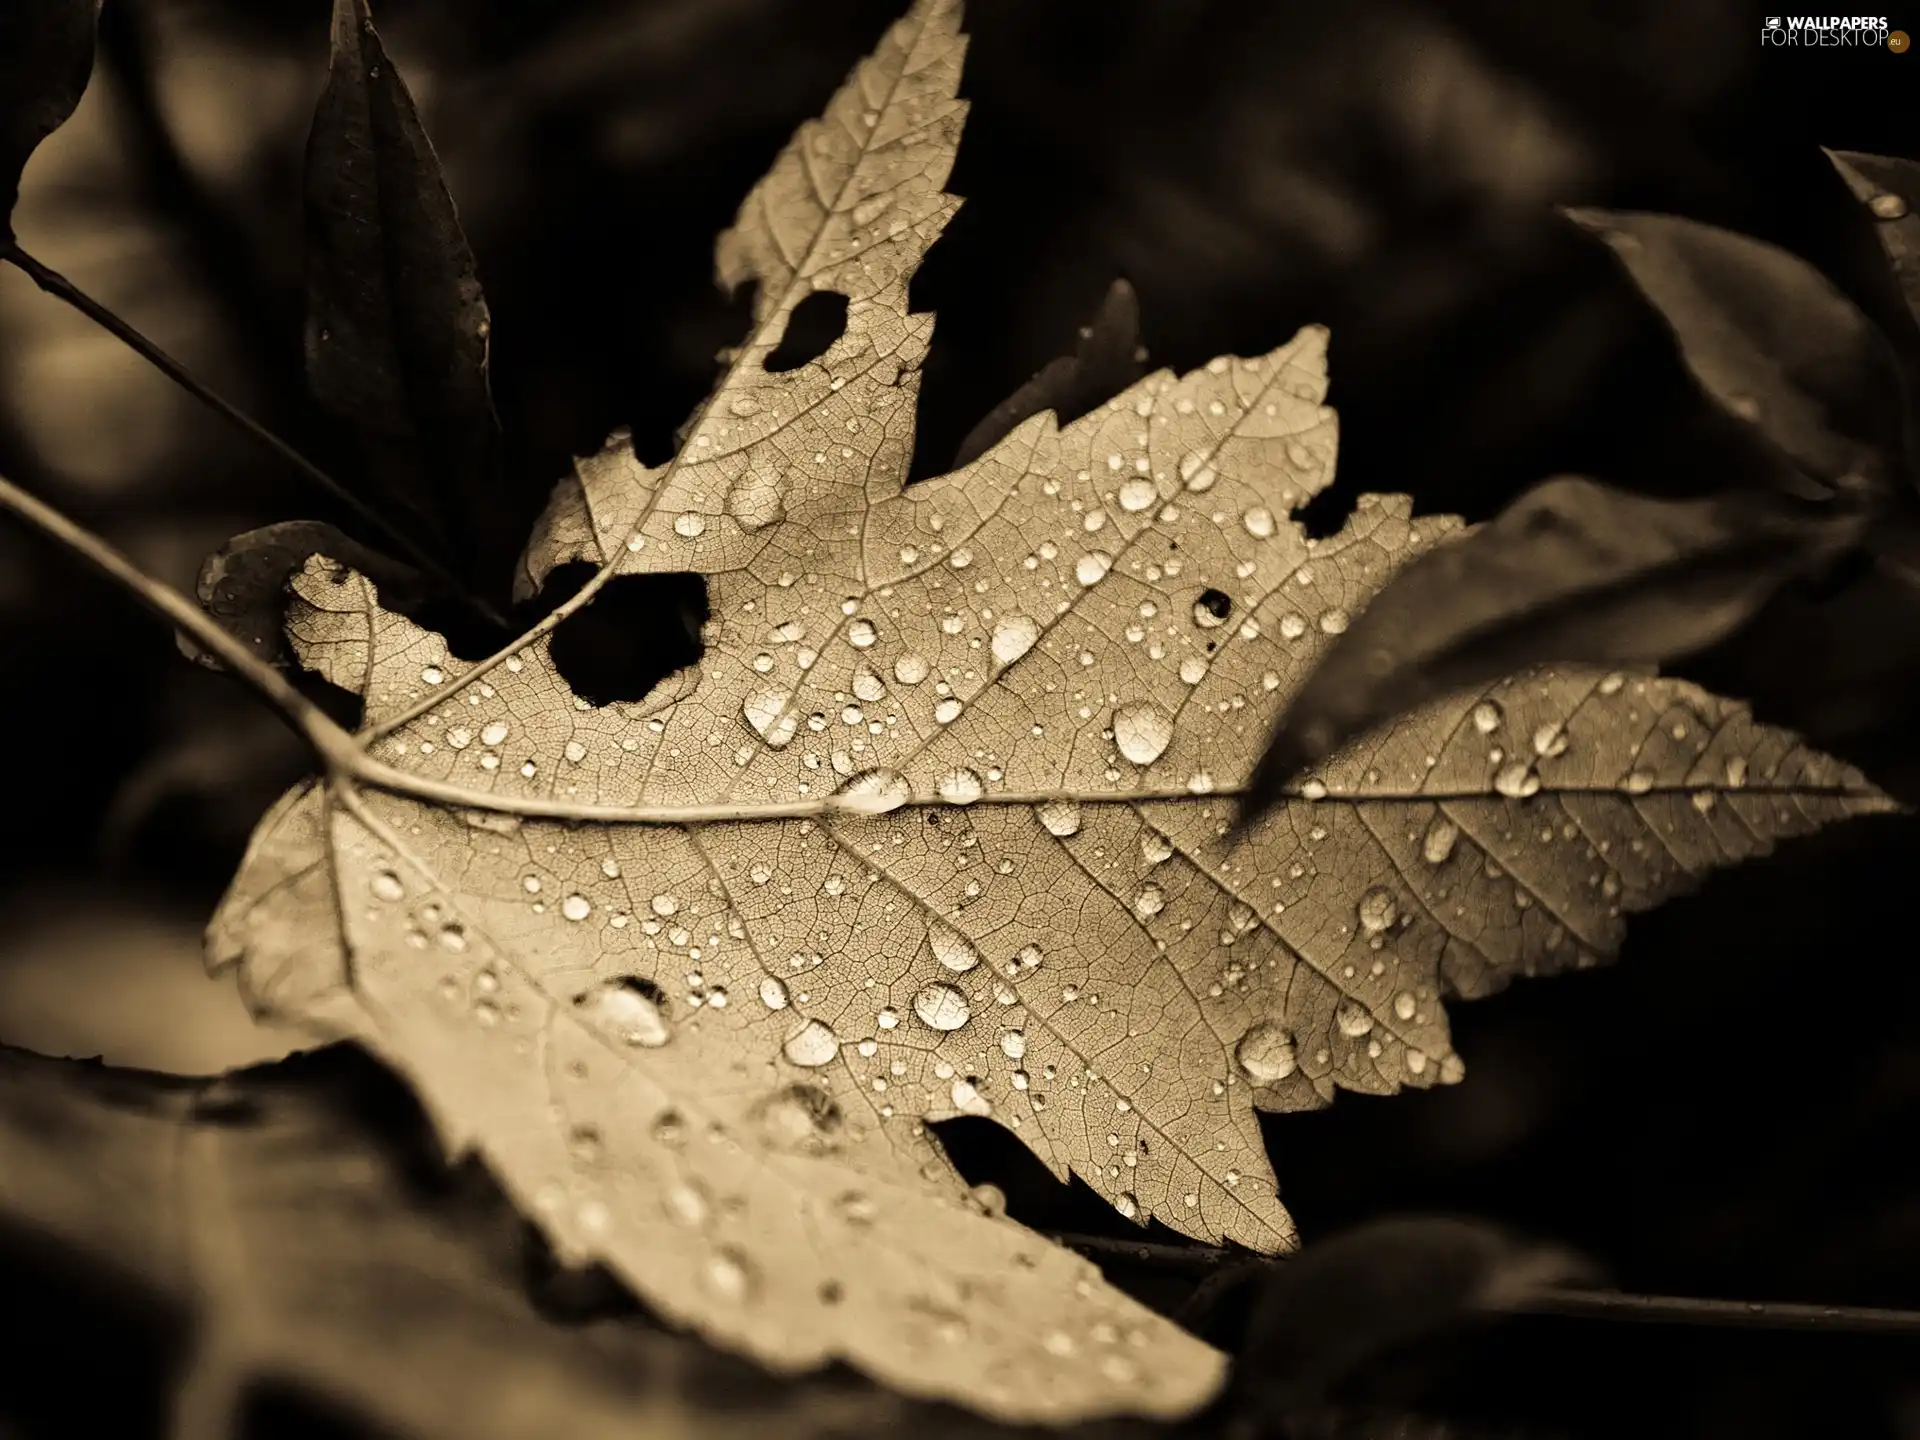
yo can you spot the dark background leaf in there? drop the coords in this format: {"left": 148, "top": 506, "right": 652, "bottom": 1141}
{"left": 0, "top": 0, "right": 101, "bottom": 239}
{"left": 1829, "top": 150, "right": 1920, "bottom": 335}
{"left": 0, "top": 1043, "right": 1119, "bottom": 1440}
{"left": 184, "top": 518, "right": 430, "bottom": 671}
{"left": 1240, "top": 476, "right": 1870, "bottom": 825}
{"left": 1227, "top": 1217, "right": 1591, "bottom": 1425}
{"left": 949, "top": 276, "right": 1145, "bottom": 470}
{"left": 303, "top": 0, "right": 515, "bottom": 604}
{"left": 1564, "top": 206, "right": 1913, "bottom": 494}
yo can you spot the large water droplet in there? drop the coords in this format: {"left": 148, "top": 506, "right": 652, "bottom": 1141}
{"left": 743, "top": 686, "right": 799, "bottom": 748}
{"left": 1471, "top": 700, "right": 1502, "bottom": 734}
{"left": 913, "top": 982, "right": 972, "bottom": 1031}
{"left": 937, "top": 767, "right": 984, "bottom": 804}
{"left": 832, "top": 768, "right": 911, "bottom": 815}
{"left": 1180, "top": 452, "right": 1217, "bottom": 492}
{"left": 370, "top": 870, "right": 405, "bottom": 902}
{"left": 1422, "top": 816, "right": 1459, "bottom": 865}
{"left": 1493, "top": 761, "right": 1541, "bottom": 798}
{"left": 1335, "top": 999, "right": 1374, "bottom": 1037}
{"left": 1242, "top": 507, "right": 1275, "bottom": 539}
{"left": 1357, "top": 887, "right": 1396, "bottom": 935}
{"left": 481, "top": 720, "right": 510, "bottom": 746}
{"left": 1117, "top": 477, "right": 1156, "bottom": 512}
{"left": 674, "top": 512, "right": 707, "bottom": 538}
{"left": 702, "top": 1248, "right": 756, "bottom": 1303}
{"left": 562, "top": 894, "right": 592, "bottom": 922}
{"left": 929, "top": 923, "right": 981, "bottom": 973}
{"left": 950, "top": 1077, "right": 992, "bottom": 1115}
{"left": 753, "top": 1082, "right": 842, "bottom": 1148}
{"left": 1076, "top": 552, "right": 1113, "bottom": 586}
{"left": 848, "top": 618, "right": 878, "bottom": 649}
{"left": 991, "top": 614, "right": 1040, "bottom": 666}
{"left": 1037, "top": 800, "right": 1082, "bottom": 837}
{"left": 783, "top": 1018, "right": 841, "bottom": 1067}
{"left": 834, "top": 1190, "right": 878, "bottom": 1226}
{"left": 1235, "top": 1020, "right": 1297, "bottom": 1082}
{"left": 1113, "top": 701, "right": 1173, "bottom": 765}
{"left": 663, "top": 1180, "right": 709, "bottom": 1227}
{"left": 1000, "top": 1029, "right": 1027, "bottom": 1060}
{"left": 760, "top": 976, "right": 790, "bottom": 1009}
{"left": 581, "top": 977, "right": 671, "bottom": 1048}
{"left": 727, "top": 474, "right": 784, "bottom": 530}
{"left": 1134, "top": 883, "right": 1166, "bottom": 918}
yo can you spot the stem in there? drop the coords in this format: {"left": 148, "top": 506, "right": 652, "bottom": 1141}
{"left": 0, "top": 241, "right": 508, "bottom": 632}
{"left": 1050, "top": 1232, "right": 1244, "bottom": 1276}
{"left": 1511, "top": 1287, "right": 1920, "bottom": 1337}
{"left": 1047, "top": 1231, "right": 1920, "bottom": 1338}
{"left": 0, "top": 471, "right": 363, "bottom": 775}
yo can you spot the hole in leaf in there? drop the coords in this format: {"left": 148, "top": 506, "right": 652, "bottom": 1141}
{"left": 1294, "top": 482, "right": 1356, "bottom": 542}
{"left": 538, "top": 564, "right": 709, "bottom": 706}
{"left": 764, "top": 289, "right": 848, "bottom": 373}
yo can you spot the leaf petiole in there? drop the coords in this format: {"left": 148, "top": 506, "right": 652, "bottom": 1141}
{"left": 1049, "top": 1231, "right": 1920, "bottom": 1337}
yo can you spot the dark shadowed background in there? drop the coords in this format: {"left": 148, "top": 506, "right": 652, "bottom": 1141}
{"left": 2, "top": 1, "right": 1918, "bottom": 1436}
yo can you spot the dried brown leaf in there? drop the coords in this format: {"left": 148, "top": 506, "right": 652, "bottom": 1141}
{"left": 207, "top": 0, "right": 1893, "bottom": 1422}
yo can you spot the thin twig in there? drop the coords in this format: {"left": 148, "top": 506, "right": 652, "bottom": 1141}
{"left": 0, "top": 470, "right": 361, "bottom": 775}
{"left": 1509, "top": 1287, "right": 1920, "bottom": 1337}
{"left": 97, "top": 0, "right": 293, "bottom": 423}
{"left": 0, "top": 241, "right": 508, "bottom": 631}
{"left": 1050, "top": 1231, "right": 1250, "bottom": 1276}
{"left": 1045, "top": 1231, "right": 1920, "bottom": 1337}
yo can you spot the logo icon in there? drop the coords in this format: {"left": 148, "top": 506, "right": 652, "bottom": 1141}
{"left": 1892, "top": 27, "right": 1911, "bottom": 49}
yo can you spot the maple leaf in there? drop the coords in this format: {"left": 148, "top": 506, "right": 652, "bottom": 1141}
{"left": 205, "top": 0, "right": 1892, "bottom": 1421}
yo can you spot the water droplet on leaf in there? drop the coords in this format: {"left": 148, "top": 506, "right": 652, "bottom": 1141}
{"left": 1113, "top": 701, "right": 1173, "bottom": 764}
{"left": 913, "top": 982, "right": 972, "bottom": 1031}
{"left": 1235, "top": 1020, "right": 1297, "bottom": 1082}
{"left": 783, "top": 1018, "right": 841, "bottom": 1067}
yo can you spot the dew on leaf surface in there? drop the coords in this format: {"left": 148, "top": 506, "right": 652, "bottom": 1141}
{"left": 1037, "top": 800, "right": 1082, "bottom": 837}
{"left": 937, "top": 767, "right": 984, "bottom": 804}
{"left": 929, "top": 923, "right": 981, "bottom": 972}
{"left": 581, "top": 977, "right": 671, "bottom": 1048}
{"left": 1075, "top": 552, "right": 1113, "bottom": 586}
{"left": 1113, "top": 701, "right": 1173, "bottom": 765}
{"left": 991, "top": 614, "right": 1040, "bottom": 665}
{"left": 783, "top": 1018, "right": 841, "bottom": 1067}
{"left": 1234, "top": 1020, "right": 1297, "bottom": 1082}
{"left": 914, "top": 982, "right": 972, "bottom": 1031}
